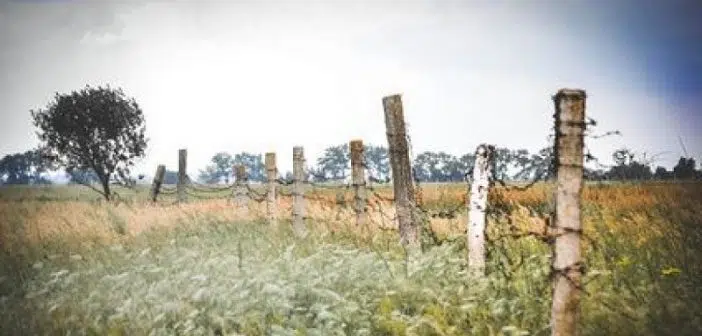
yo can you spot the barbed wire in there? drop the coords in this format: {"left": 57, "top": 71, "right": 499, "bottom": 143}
{"left": 185, "top": 174, "right": 235, "bottom": 192}
{"left": 184, "top": 189, "right": 225, "bottom": 200}
{"left": 136, "top": 100, "right": 636, "bottom": 324}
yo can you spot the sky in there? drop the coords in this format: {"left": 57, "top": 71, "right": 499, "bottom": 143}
{"left": 1, "top": 0, "right": 700, "bottom": 178}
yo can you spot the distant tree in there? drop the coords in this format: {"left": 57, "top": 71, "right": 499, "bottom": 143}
{"left": 232, "top": 152, "right": 265, "bottom": 182}
{"left": 612, "top": 148, "right": 635, "bottom": 167}
{"left": 68, "top": 168, "right": 100, "bottom": 185}
{"left": 509, "top": 149, "right": 532, "bottom": 180}
{"left": 672, "top": 157, "right": 697, "bottom": 180}
{"left": 443, "top": 153, "right": 469, "bottom": 182}
{"left": 212, "top": 152, "right": 234, "bottom": 183}
{"left": 584, "top": 168, "right": 606, "bottom": 181}
{"left": 30, "top": 85, "right": 147, "bottom": 200}
{"left": 0, "top": 149, "right": 53, "bottom": 184}
{"left": 364, "top": 144, "right": 390, "bottom": 182}
{"left": 316, "top": 144, "right": 350, "bottom": 181}
{"left": 307, "top": 165, "right": 328, "bottom": 182}
{"left": 509, "top": 147, "right": 554, "bottom": 182}
{"left": 412, "top": 151, "right": 435, "bottom": 182}
{"left": 606, "top": 148, "right": 652, "bottom": 180}
{"left": 412, "top": 151, "right": 463, "bottom": 182}
{"left": 458, "top": 153, "right": 476, "bottom": 180}
{"left": 199, "top": 152, "right": 234, "bottom": 183}
{"left": 198, "top": 165, "right": 218, "bottom": 184}
{"left": 654, "top": 166, "right": 672, "bottom": 180}
{"left": 492, "top": 147, "right": 514, "bottom": 181}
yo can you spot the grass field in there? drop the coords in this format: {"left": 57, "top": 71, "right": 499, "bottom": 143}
{"left": 0, "top": 181, "right": 700, "bottom": 335}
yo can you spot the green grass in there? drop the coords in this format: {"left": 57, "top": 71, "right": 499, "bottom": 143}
{"left": 0, "top": 183, "right": 700, "bottom": 335}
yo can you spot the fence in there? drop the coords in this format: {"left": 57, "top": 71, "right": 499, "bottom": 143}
{"left": 150, "top": 89, "right": 589, "bottom": 335}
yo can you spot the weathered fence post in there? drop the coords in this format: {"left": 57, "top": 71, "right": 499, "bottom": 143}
{"left": 150, "top": 164, "right": 166, "bottom": 202}
{"left": 233, "top": 165, "right": 249, "bottom": 215}
{"left": 265, "top": 152, "right": 277, "bottom": 224}
{"left": 292, "top": 146, "right": 307, "bottom": 237}
{"left": 551, "top": 88, "right": 586, "bottom": 336}
{"left": 177, "top": 149, "right": 187, "bottom": 203}
{"left": 382, "top": 94, "right": 419, "bottom": 248}
{"left": 350, "top": 139, "right": 368, "bottom": 226}
{"left": 467, "top": 144, "right": 495, "bottom": 277}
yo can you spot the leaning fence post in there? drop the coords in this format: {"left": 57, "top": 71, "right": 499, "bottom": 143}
{"left": 233, "top": 165, "right": 249, "bottom": 215}
{"left": 150, "top": 164, "right": 166, "bottom": 202}
{"left": 292, "top": 146, "right": 307, "bottom": 237}
{"left": 550, "top": 88, "right": 587, "bottom": 336}
{"left": 177, "top": 149, "right": 187, "bottom": 203}
{"left": 350, "top": 139, "right": 368, "bottom": 226}
{"left": 467, "top": 144, "right": 495, "bottom": 278}
{"left": 382, "top": 94, "right": 419, "bottom": 248}
{"left": 265, "top": 152, "right": 277, "bottom": 224}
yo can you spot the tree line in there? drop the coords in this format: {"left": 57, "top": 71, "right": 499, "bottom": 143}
{"left": 191, "top": 144, "right": 701, "bottom": 184}
{"left": 2, "top": 143, "right": 701, "bottom": 188}
{"left": 1, "top": 85, "right": 699, "bottom": 200}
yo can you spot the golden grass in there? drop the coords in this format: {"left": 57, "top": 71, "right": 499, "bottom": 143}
{"left": 1, "top": 181, "right": 699, "bottom": 255}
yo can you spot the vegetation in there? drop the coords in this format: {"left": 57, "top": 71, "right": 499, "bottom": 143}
{"left": 0, "top": 83, "right": 700, "bottom": 334}
{"left": 0, "top": 149, "right": 53, "bottom": 185}
{"left": 29, "top": 85, "right": 148, "bottom": 200}
{"left": 183, "top": 144, "right": 701, "bottom": 187}
{"left": 0, "top": 181, "right": 700, "bottom": 335}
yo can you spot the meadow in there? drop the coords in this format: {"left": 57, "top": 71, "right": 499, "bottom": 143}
{"left": 0, "top": 181, "right": 700, "bottom": 335}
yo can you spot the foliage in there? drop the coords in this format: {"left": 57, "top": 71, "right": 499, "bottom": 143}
{"left": 0, "top": 182, "right": 701, "bottom": 335}
{"left": 316, "top": 144, "right": 351, "bottom": 181}
{"left": 365, "top": 145, "right": 391, "bottom": 182}
{"left": 412, "top": 151, "right": 466, "bottom": 182}
{"left": 67, "top": 168, "right": 100, "bottom": 185}
{"left": 198, "top": 152, "right": 234, "bottom": 183}
{"left": 233, "top": 152, "right": 265, "bottom": 182}
{"left": 0, "top": 149, "right": 52, "bottom": 185}
{"left": 314, "top": 143, "right": 392, "bottom": 183}
{"left": 30, "top": 85, "right": 147, "bottom": 200}
{"left": 672, "top": 157, "right": 697, "bottom": 180}
{"left": 198, "top": 152, "right": 265, "bottom": 183}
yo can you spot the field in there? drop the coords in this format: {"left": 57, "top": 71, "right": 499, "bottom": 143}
{"left": 0, "top": 181, "right": 700, "bottom": 335}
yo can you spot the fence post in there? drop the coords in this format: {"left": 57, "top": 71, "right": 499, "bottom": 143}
{"left": 150, "top": 164, "right": 166, "bottom": 202}
{"left": 265, "top": 152, "right": 277, "bottom": 224}
{"left": 233, "top": 164, "right": 249, "bottom": 215}
{"left": 350, "top": 139, "right": 368, "bottom": 226}
{"left": 292, "top": 146, "right": 307, "bottom": 237}
{"left": 382, "top": 94, "right": 419, "bottom": 248}
{"left": 550, "top": 88, "right": 586, "bottom": 336}
{"left": 177, "top": 149, "right": 187, "bottom": 203}
{"left": 467, "top": 144, "right": 495, "bottom": 277}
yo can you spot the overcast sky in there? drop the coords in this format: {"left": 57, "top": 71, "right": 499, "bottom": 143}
{"left": 1, "top": 0, "right": 700, "bottom": 176}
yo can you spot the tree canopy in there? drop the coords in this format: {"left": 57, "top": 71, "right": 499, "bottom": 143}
{"left": 30, "top": 85, "right": 147, "bottom": 200}
{"left": 0, "top": 149, "right": 52, "bottom": 185}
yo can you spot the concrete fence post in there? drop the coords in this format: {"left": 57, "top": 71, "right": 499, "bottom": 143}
{"left": 550, "top": 88, "right": 587, "bottom": 336}
{"left": 177, "top": 149, "right": 187, "bottom": 203}
{"left": 292, "top": 146, "right": 307, "bottom": 237}
{"left": 265, "top": 152, "right": 277, "bottom": 224}
{"left": 350, "top": 139, "right": 368, "bottom": 226}
{"left": 382, "top": 94, "right": 419, "bottom": 248}
{"left": 150, "top": 164, "right": 166, "bottom": 202}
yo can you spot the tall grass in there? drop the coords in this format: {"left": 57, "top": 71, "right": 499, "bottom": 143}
{"left": 0, "top": 182, "right": 700, "bottom": 335}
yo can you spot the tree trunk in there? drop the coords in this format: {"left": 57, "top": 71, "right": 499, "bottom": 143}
{"left": 101, "top": 177, "right": 111, "bottom": 201}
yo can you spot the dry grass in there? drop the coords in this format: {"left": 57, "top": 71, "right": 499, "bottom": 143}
{"left": 1, "top": 181, "right": 696, "bottom": 255}
{"left": 0, "top": 181, "right": 701, "bottom": 335}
